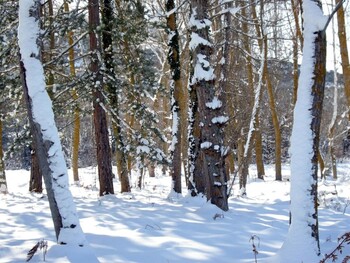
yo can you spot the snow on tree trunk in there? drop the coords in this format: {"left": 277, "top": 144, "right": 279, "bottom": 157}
{"left": 276, "top": 0, "right": 327, "bottom": 261}
{"left": 166, "top": 0, "right": 182, "bottom": 194}
{"left": 89, "top": 0, "right": 115, "bottom": 196}
{"left": 101, "top": 0, "right": 130, "bottom": 193}
{"left": 189, "top": 0, "right": 229, "bottom": 211}
{"left": 18, "top": 0, "right": 85, "bottom": 245}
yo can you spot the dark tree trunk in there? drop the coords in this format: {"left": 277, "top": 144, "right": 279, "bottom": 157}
{"left": 19, "top": 0, "right": 85, "bottom": 245}
{"left": 189, "top": 0, "right": 229, "bottom": 211}
{"left": 166, "top": 0, "right": 182, "bottom": 194}
{"left": 101, "top": 0, "right": 130, "bottom": 193}
{"left": 309, "top": 28, "right": 327, "bottom": 250}
{"left": 29, "top": 146, "right": 43, "bottom": 193}
{"left": 20, "top": 59, "right": 63, "bottom": 241}
{"left": 89, "top": 0, "right": 114, "bottom": 196}
{"left": 286, "top": 1, "right": 326, "bottom": 256}
{"left": 19, "top": 0, "right": 63, "bottom": 240}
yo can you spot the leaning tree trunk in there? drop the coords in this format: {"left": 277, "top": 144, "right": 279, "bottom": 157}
{"left": 89, "top": 0, "right": 114, "bottom": 196}
{"left": 18, "top": 0, "right": 85, "bottom": 245}
{"left": 166, "top": 0, "right": 183, "bottom": 194}
{"left": 278, "top": 0, "right": 327, "bottom": 260}
{"left": 189, "top": 0, "right": 229, "bottom": 211}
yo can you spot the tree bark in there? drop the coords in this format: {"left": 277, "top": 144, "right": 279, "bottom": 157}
{"left": 283, "top": 1, "right": 326, "bottom": 258}
{"left": 335, "top": 0, "right": 350, "bottom": 117}
{"left": 0, "top": 116, "right": 7, "bottom": 194}
{"left": 18, "top": 0, "right": 85, "bottom": 244}
{"left": 102, "top": 0, "right": 130, "bottom": 193}
{"left": 189, "top": 0, "right": 229, "bottom": 211}
{"left": 241, "top": 2, "right": 265, "bottom": 180}
{"left": 166, "top": 0, "right": 182, "bottom": 194}
{"left": 64, "top": 1, "right": 80, "bottom": 183}
{"left": 29, "top": 146, "right": 43, "bottom": 193}
{"left": 89, "top": 0, "right": 114, "bottom": 196}
{"left": 263, "top": 36, "right": 282, "bottom": 181}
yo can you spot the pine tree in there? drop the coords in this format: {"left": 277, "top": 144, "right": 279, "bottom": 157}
{"left": 88, "top": 0, "right": 115, "bottom": 196}
{"left": 113, "top": 0, "right": 167, "bottom": 175}
{"left": 101, "top": 0, "right": 130, "bottom": 192}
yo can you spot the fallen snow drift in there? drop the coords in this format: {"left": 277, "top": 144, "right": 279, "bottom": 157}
{"left": 1, "top": 164, "right": 350, "bottom": 262}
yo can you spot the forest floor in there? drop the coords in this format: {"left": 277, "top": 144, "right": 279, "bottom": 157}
{"left": 1, "top": 163, "right": 350, "bottom": 262}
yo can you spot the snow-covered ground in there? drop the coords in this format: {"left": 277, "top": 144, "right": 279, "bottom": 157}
{"left": 1, "top": 164, "right": 350, "bottom": 262}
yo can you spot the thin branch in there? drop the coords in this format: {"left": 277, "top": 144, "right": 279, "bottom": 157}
{"left": 323, "top": 0, "right": 347, "bottom": 31}
{"left": 43, "top": 31, "right": 89, "bottom": 67}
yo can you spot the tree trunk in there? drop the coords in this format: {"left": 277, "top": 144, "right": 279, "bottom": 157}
{"left": 166, "top": 0, "right": 182, "bottom": 194}
{"left": 18, "top": 0, "right": 85, "bottom": 244}
{"left": 29, "top": 146, "right": 43, "bottom": 193}
{"left": 263, "top": 35, "right": 282, "bottom": 181}
{"left": 280, "top": 1, "right": 326, "bottom": 259}
{"left": 254, "top": 119, "right": 265, "bottom": 180}
{"left": 238, "top": 138, "right": 247, "bottom": 195}
{"left": 0, "top": 116, "right": 7, "bottom": 194}
{"left": 336, "top": 0, "right": 350, "bottom": 113}
{"left": 189, "top": 0, "right": 229, "bottom": 211}
{"left": 241, "top": 2, "right": 265, "bottom": 180}
{"left": 102, "top": 0, "right": 130, "bottom": 193}
{"left": 291, "top": 0, "right": 303, "bottom": 109}
{"left": 89, "top": 0, "right": 114, "bottom": 196}
{"left": 327, "top": 22, "right": 339, "bottom": 180}
{"left": 64, "top": 1, "right": 80, "bottom": 183}
{"left": 148, "top": 164, "right": 155, "bottom": 178}
{"left": 112, "top": 123, "right": 130, "bottom": 192}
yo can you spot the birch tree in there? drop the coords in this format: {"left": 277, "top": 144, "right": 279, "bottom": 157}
{"left": 18, "top": 0, "right": 85, "bottom": 245}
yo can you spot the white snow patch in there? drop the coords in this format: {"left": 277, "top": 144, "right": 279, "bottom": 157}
{"left": 200, "top": 142, "right": 212, "bottom": 149}
{"left": 211, "top": 116, "right": 229, "bottom": 124}
{"left": 206, "top": 96, "right": 222, "bottom": 109}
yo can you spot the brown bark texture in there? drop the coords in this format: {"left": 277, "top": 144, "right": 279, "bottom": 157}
{"left": 166, "top": 0, "right": 182, "bottom": 194}
{"left": 189, "top": 0, "right": 228, "bottom": 211}
{"left": 64, "top": 1, "right": 80, "bottom": 183}
{"left": 89, "top": 0, "right": 114, "bottom": 196}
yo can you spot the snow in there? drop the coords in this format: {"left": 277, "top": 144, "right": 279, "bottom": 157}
{"left": 189, "top": 8, "right": 212, "bottom": 30}
{"left": 206, "top": 96, "right": 222, "bottom": 109}
{"left": 2, "top": 164, "right": 350, "bottom": 262}
{"left": 190, "top": 54, "right": 215, "bottom": 85}
{"left": 274, "top": 1, "right": 327, "bottom": 261}
{"left": 189, "top": 33, "right": 212, "bottom": 50}
{"left": 200, "top": 141, "right": 212, "bottom": 149}
{"left": 211, "top": 116, "right": 229, "bottom": 124}
{"left": 18, "top": 0, "right": 85, "bottom": 246}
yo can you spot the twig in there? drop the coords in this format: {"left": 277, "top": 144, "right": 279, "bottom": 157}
{"left": 249, "top": 235, "right": 260, "bottom": 263}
